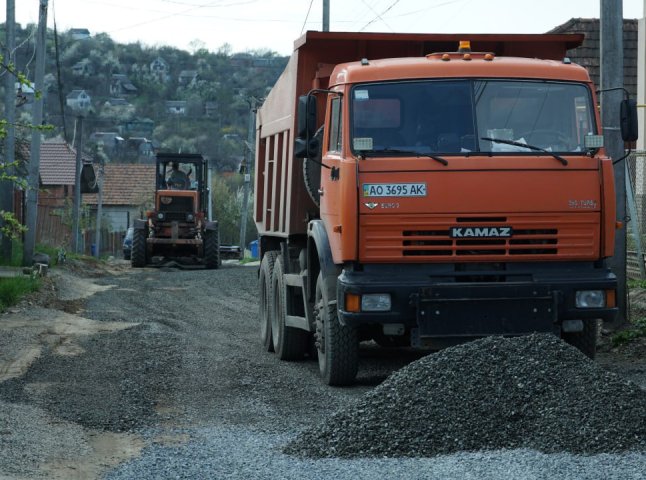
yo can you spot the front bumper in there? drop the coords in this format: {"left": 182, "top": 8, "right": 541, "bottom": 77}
{"left": 337, "top": 262, "right": 617, "bottom": 337}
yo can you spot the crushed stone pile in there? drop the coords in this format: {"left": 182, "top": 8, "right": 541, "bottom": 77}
{"left": 284, "top": 334, "right": 646, "bottom": 458}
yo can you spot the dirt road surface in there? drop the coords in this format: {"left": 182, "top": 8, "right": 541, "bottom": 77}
{"left": 0, "top": 260, "right": 644, "bottom": 479}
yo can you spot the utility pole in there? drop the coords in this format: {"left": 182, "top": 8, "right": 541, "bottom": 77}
{"left": 23, "top": 0, "right": 48, "bottom": 267}
{"left": 1, "top": 0, "right": 16, "bottom": 262}
{"left": 323, "top": 0, "right": 330, "bottom": 31}
{"left": 600, "top": 0, "right": 627, "bottom": 326}
{"left": 239, "top": 99, "right": 257, "bottom": 258}
{"left": 94, "top": 160, "right": 104, "bottom": 258}
{"left": 72, "top": 115, "right": 84, "bottom": 253}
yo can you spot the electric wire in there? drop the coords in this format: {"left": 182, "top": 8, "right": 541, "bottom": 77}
{"left": 359, "top": 0, "right": 393, "bottom": 32}
{"left": 300, "top": 0, "right": 315, "bottom": 35}
{"left": 359, "top": 0, "right": 401, "bottom": 31}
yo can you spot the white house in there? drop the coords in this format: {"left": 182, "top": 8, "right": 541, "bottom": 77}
{"left": 66, "top": 89, "right": 91, "bottom": 111}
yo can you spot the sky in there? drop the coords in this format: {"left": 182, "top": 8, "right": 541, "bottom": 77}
{"left": 2, "top": 0, "right": 644, "bottom": 56}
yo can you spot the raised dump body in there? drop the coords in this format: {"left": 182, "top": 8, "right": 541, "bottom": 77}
{"left": 255, "top": 31, "right": 626, "bottom": 386}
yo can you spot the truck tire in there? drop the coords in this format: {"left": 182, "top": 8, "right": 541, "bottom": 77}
{"left": 259, "top": 251, "right": 279, "bottom": 352}
{"left": 303, "top": 126, "right": 324, "bottom": 207}
{"left": 131, "top": 228, "right": 147, "bottom": 268}
{"left": 315, "top": 272, "right": 358, "bottom": 385}
{"left": 271, "top": 254, "right": 308, "bottom": 360}
{"left": 562, "top": 319, "right": 598, "bottom": 359}
{"left": 204, "top": 226, "right": 221, "bottom": 269}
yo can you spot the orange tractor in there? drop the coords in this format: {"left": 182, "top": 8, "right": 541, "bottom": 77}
{"left": 131, "top": 153, "right": 222, "bottom": 269}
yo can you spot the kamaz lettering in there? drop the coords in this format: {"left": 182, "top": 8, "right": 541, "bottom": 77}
{"left": 450, "top": 227, "right": 513, "bottom": 238}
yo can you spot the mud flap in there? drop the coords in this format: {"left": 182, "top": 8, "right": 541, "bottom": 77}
{"left": 412, "top": 284, "right": 558, "bottom": 345}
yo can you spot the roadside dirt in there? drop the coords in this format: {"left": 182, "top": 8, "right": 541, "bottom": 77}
{"left": 596, "top": 288, "right": 646, "bottom": 389}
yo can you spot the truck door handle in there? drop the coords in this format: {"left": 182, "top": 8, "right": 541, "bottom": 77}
{"left": 318, "top": 188, "right": 324, "bottom": 196}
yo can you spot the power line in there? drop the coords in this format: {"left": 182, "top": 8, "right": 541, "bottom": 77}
{"left": 359, "top": 0, "right": 393, "bottom": 32}
{"left": 359, "top": 0, "right": 402, "bottom": 31}
{"left": 385, "top": 0, "right": 466, "bottom": 19}
{"left": 301, "top": 0, "right": 315, "bottom": 35}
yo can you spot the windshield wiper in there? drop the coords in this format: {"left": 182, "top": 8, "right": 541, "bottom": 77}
{"left": 481, "top": 137, "right": 568, "bottom": 166}
{"left": 359, "top": 148, "right": 448, "bottom": 166}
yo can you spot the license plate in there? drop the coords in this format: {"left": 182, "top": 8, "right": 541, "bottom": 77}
{"left": 362, "top": 183, "right": 427, "bottom": 197}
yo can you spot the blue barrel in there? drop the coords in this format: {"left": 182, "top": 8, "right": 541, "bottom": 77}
{"left": 90, "top": 244, "right": 97, "bottom": 256}
{"left": 249, "top": 240, "right": 259, "bottom": 259}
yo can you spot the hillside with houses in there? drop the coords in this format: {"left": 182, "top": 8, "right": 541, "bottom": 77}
{"left": 0, "top": 24, "right": 288, "bottom": 251}
{"left": 4, "top": 23, "right": 287, "bottom": 171}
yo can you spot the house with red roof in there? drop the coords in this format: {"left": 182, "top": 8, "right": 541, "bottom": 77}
{"left": 83, "top": 163, "right": 156, "bottom": 231}
{"left": 29, "top": 138, "right": 95, "bottom": 246}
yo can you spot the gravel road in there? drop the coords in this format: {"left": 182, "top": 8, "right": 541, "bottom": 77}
{"left": 0, "top": 260, "right": 644, "bottom": 479}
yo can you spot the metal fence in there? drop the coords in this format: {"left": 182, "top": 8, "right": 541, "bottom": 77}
{"left": 626, "top": 150, "right": 646, "bottom": 279}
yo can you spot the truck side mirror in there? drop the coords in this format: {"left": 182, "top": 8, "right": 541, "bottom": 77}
{"left": 297, "top": 95, "right": 317, "bottom": 139}
{"left": 293, "top": 135, "right": 320, "bottom": 159}
{"left": 620, "top": 98, "right": 638, "bottom": 142}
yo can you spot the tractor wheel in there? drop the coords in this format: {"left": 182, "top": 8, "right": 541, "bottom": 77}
{"left": 131, "top": 228, "right": 147, "bottom": 268}
{"left": 562, "top": 319, "right": 599, "bottom": 359}
{"left": 204, "top": 226, "right": 221, "bottom": 269}
{"left": 303, "top": 126, "right": 324, "bottom": 207}
{"left": 259, "top": 251, "right": 279, "bottom": 352}
{"left": 314, "top": 272, "right": 358, "bottom": 385}
{"left": 271, "top": 254, "right": 308, "bottom": 360}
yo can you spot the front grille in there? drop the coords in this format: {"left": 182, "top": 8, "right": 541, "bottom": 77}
{"left": 159, "top": 196, "right": 193, "bottom": 222}
{"left": 361, "top": 214, "right": 599, "bottom": 262}
{"left": 403, "top": 228, "right": 558, "bottom": 256}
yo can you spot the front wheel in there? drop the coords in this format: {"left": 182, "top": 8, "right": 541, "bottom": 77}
{"left": 131, "top": 228, "right": 147, "bottom": 268}
{"left": 314, "top": 272, "right": 358, "bottom": 386}
{"left": 204, "top": 226, "right": 221, "bottom": 269}
{"left": 562, "top": 319, "right": 598, "bottom": 359}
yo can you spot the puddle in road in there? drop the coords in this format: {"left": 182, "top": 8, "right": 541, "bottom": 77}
{"left": 41, "top": 430, "right": 145, "bottom": 480}
{"left": 0, "top": 308, "right": 138, "bottom": 382}
{"left": 54, "top": 270, "right": 116, "bottom": 301}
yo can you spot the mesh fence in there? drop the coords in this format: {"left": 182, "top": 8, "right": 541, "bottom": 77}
{"left": 626, "top": 150, "right": 646, "bottom": 279}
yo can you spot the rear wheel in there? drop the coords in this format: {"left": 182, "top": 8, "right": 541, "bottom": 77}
{"left": 259, "top": 251, "right": 279, "bottom": 352}
{"left": 204, "top": 226, "right": 221, "bottom": 269}
{"left": 562, "top": 319, "right": 598, "bottom": 359}
{"left": 315, "top": 272, "right": 358, "bottom": 385}
{"left": 131, "top": 228, "right": 147, "bottom": 268}
{"left": 271, "top": 254, "right": 308, "bottom": 360}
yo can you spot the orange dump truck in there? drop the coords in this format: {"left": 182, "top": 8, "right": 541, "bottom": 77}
{"left": 254, "top": 31, "right": 631, "bottom": 385}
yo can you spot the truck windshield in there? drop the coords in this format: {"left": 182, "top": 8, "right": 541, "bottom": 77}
{"left": 351, "top": 79, "right": 596, "bottom": 156}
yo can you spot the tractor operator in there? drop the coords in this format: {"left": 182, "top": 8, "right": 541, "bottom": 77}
{"left": 167, "top": 162, "right": 190, "bottom": 189}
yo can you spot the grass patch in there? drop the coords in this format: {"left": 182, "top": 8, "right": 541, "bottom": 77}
{"left": 239, "top": 257, "right": 258, "bottom": 264}
{"left": 0, "top": 275, "right": 41, "bottom": 312}
{"left": 611, "top": 317, "right": 646, "bottom": 347}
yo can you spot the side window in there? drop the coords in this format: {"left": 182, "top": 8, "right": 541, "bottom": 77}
{"left": 328, "top": 97, "right": 342, "bottom": 152}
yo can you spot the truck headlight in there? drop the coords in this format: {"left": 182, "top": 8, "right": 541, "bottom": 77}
{"left": 361, "top": 293, "right": 391, "bottom": 312}
{"left": 157, "top": 212, "right": 165, "bottom": 220}
{"left": 186, "top": 213, "right": 195, "bottom": 222}
{"left": 575, "top": 290, "right": 605, "bottom": 308}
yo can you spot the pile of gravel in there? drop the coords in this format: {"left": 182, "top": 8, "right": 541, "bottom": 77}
{"left": 284, "top": 334, "right": 646, "bottom": 458}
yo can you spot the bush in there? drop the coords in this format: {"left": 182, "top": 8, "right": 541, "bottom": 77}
{"left": 611, "top": 317, "right": 646, "bottom": 347}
